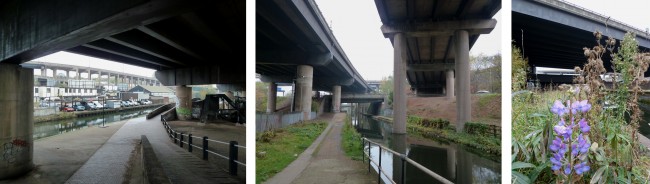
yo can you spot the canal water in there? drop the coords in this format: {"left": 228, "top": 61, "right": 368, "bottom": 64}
{"left": 33, "top": 108, "right": 155, "bottom": 140}
{"left": 349, "top": 109, "right": 501, "bottom": 183}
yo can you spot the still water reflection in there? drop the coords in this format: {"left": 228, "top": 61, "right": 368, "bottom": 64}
{"left": 33, "top": 108, "right": 154, "bottom": 140}
{"left": 352, "top": 113, "right": 501, "bottom": 183}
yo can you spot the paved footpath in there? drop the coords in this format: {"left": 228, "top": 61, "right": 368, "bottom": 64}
{"left": 66, "top": 115, "right": 239, "bottom": 184}
{"left": 265, "top": 113, "right": 375, "bottom": 184}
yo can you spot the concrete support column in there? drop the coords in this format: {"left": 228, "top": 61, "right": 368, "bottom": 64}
{"left": 267, "top": 82, "right": 277, "bottom": 113}
{"left": 455, "top": 30, "right": 471, "bottom": 132}
{"left": 446, "top": 69, "right": 455, "bottom": 98}
{"left": 176, "top": 85, "right": 192, "bottom": 112}
{"left": 67, "top": 70, "right": 71, "bottom": 79}
{"left": 40, "top": 67, "right": 46, "bottom": 77}
{"left": 294, "top": 65, "right": 313, "bottom": 119}
{"left": 75, "top": 68, "right": 80, "bottom": 80}
{"left": 332, "top": 85, "right": 341, "bottom": 113}
{"left": 392, "top": 33, "right": 407, "bottom": 134}
{"left": 0, "top": 63, "right": 34, "bottom": 179}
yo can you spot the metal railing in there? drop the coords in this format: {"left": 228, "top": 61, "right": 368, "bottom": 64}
{"left": 161, "top": 117, "right": 246, "bottom": 176}
{"left": 362, "top": 137, "right": 453, "bottom": 184}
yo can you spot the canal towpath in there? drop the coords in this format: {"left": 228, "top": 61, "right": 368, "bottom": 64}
{"left": 265, "top": 113, "right": 375, "bottom": 184}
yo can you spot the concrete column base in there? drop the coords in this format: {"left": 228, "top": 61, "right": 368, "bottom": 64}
{"left": 332, "top": 85, "right": 341, "bottom": 113}
{"left": 0, "top": 63, "right": 34, "bottom": 179}
{"left": 267, "top": 82, "right": 277, "bottom": 113}
{"left": 294, "top": 65, "right": 313, "bottom": 119}
{"left": 455, "top": 30, "right": 471, "bottom": 132}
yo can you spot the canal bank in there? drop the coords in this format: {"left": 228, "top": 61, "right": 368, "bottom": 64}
{"left": 33, "top": 104, "right": 162, "bottom": 123}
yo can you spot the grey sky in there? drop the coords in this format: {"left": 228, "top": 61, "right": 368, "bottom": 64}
{"left": 568, "top": 0, "right": 649, "bottom": 31}
{"left": 315, "top": 0, "right": 501, "bottom": 81}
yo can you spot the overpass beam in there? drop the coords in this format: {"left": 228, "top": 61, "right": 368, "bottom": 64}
{"left": 446, "top": 69, "right": 455, "bottom": 98}
{"left": 455, "top": 30, "right": 471, "bottom": 132}
{"left": 267, "top": 82, "right": 277, "bottom": 113}
{"left": 0, "top": 63, "right": 34, "bottom": 179}
{"left": 332, "top": 85, "right": 341, "bottom": 113}
{"left": 294, "top": 65, "right": 313, "bottom": 119}
{"left": 393, "top": 33, "right": 407, "bottom": 134}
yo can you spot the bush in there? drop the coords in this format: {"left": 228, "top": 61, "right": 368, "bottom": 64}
{"left": 464, "top": 122, "right": 499, "bottom": 138}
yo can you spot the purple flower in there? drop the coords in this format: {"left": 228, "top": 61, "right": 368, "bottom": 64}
{"left": 550, "top": 137, "right": 563, "bottom": 151}
{"left": 578, "top": 118, "right": 590, "bottom": 133}
{"left": 551, "top": 100, "right": 567, "bottom": 116}
{"left": 575, "top": 162, "right": 590, "bottom": 175}
{"left": 554, "top": 125, "right": 570, "bottom": 137}
{"left": 564, "top": 167, "right": 572, "bottom": 175}
{"left": 552, "top": 165, "right": 561, "bottom": 171}
{"left": 574, "top": 100, "right": 591, "bottom": 113}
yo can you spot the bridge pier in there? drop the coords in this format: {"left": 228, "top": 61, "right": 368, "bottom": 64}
{"left": 455, "top": 30, "right": 471, "bottom": 132}
{"left": 0, "top": 63, "right": 34, "bottom": 179}
{"left": 392, "top": 33, "right": 407, "bottom": 134}
{"left": 267, "top": 82, "right": 277, "bottom": 113}
{"left": 332, "top": 85, "right": 341, "bottom": 113}
{"left": 176, "top": 85, "right": 192, "bottom": 111}
{"left": 446, "top": 69, "right": 455, "bottom": 98}
{"left": 294, "top": 65, "right": 313, "bottom": 119}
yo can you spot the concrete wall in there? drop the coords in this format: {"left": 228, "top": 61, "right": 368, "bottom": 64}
{"left": 256, "top": 112, "right": 317, "bottom": 132}
{"left": 33, "top": 107, "right": 58, "bottom": 117}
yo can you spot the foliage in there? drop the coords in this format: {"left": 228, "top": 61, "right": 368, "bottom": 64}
{"left": 341, "top": 116, "right": 363, "bottom": 160}
{"left": 255, "top": 120, "right": 327, "bottom": 184}
{"left": 512, "top": 32, "right": 650, "bottom": 183}
{"left": 256, "top": 82, "right": 269, "bottom": 112}
{"left": 379, "top": 75, "right": 394, "bottom": 106}
{"left": 465, "top": 122, "right": 499, "bottom": 138}
{"left": 512, "top": 45, "right": 529, "bottom": 91}
{"left": 471, "top": 53, "right": 502, "bottom": 93}
{"left": 409, "top": 115, "right": 450, "bottom": 129}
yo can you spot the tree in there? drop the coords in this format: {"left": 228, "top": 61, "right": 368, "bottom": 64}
{"left": 379, "top": 75, "right": 394, "bottom": 106}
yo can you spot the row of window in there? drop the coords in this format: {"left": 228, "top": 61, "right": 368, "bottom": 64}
{"left": 34, "top": 88, "right": 94, "bottom": 93}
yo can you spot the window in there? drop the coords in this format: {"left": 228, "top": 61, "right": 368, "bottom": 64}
{"left": 46, "top": 88, "right": 51, "bottom": 93}
{"left": 65, "top": 88, "right": 68, "bottom": 93}
{"left": 35, "top": 88, "right": 38, "bottom": 93}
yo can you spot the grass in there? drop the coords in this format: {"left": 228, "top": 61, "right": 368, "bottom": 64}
{"left": 478, "top": 93, "right": 500, "bottom": 109}
{"left": 34, "top": 112, "right": 76, "bottom": 123}
{"left": 341, "top": 116, "right": 363, "bottom": 161}
{"left": 255, "top": 120, "right": 327, "bottom": 184}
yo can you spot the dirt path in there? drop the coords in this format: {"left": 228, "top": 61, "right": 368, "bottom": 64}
{"left": 290, "top": 113, "right": 375, "bottom": 184}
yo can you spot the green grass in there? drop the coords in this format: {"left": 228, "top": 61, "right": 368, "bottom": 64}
{"left": 341, "top": 116, "right": 363, "bottom": 160}
{"left": 478, "top": 93, "right": 500, "bottom": 109}
{"left": 255, "top": 120, "right": 327, "bottom": 184}
{"left": 34, "top": 112, "right": 76, "bottom": 123}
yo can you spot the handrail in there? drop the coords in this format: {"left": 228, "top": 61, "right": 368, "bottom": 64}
{"left": 362, "top": 137, "right": 454, "bottom": 184}
{"left": 161, "top": 117, "right": 245, "bottom": 176}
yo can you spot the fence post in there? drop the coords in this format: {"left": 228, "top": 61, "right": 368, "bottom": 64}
{"left": 174, "top": 132, "right": 178, "bottom": 143}
{"left": 368, "top": 141, "right": 371, "bottom": 173}
{"left": 361, "top": 138, "right": 365, "bottom": 163}
{"left": 401, "top": 154, "right": 406, "bottom": 184}
{"left": 188, "top": 134, "right": 193, "bottom": 152}
{"left": 229, "top": 141, "right": 239, "bottom": 176}
{"left": 180, "top": 133, "right": 184, "bottom": 148}
{"left": 378, "top": 146, "right": 382, "bottom": 184}
{"left": 203, "top": 136, "right": 208, "bottom": 160}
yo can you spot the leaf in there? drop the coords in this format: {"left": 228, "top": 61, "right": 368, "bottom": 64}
{"left": 529, "top": 113, "right": 547, "bottom": 118}
{"left": 590, "top": 142, "right": 599, "bottom": 152}
{"left": 512, "top": 161, "right": 536, "bottom": 170}
{"left": 512, "top": 171, "right": 531, "bottom": 184}
{"left": 591, "top": 165, "right": 608, "bottom": 184}
{"left": 525, "top": 129, "right": 542, "bottom": 140}
{"left": 528, "top": 161, "right": 549, "bottom": 182}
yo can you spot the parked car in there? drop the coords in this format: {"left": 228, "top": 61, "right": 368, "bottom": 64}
{"left": 129, "top": 101, "right": 139, "bottom": 106}
{"left": 92, "top": 101, "right": 105, "bottom": 109}
{"left": 87, "top": 103, "right": 97, "bottom": 110}
{"left": 105, "top": 100, "right": 121, "bottom": 109}
{"left": 59, "top": 106, "right": 74, "bottom": 112}
{"left": 73, "top": 105, "right": 85, "bottom": 111}
{"left": 477, "top": 90, "right": 490, "bottom": 94}
{"left": 121, "top": 101, "right": 131, "bottom": 107}
{"left": 141, "top": 100, "right": 152, "bottom": 105}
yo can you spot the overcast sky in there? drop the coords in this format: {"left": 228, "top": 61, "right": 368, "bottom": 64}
{"left": 315, "top": 0, "right": 501, "bottom": 81}
{"left": 33, "top": 51, "right": 156, "bottom": 78}
{"left": 568, "top": 0, "right": 649, "bottom": 31}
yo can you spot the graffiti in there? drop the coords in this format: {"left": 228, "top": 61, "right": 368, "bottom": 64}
{"left": 1, "top": 138, "right": 29, "bottom": 163}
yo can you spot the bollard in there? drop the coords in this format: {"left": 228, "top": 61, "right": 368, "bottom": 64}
{"left": 361, "top": 139, "right": 365, "bottom": 163}
{"left": 180, "top": 133, "right": 184, "bottom": 148}
{"left": 229, "top": 141, "right": 239, "bottom": 176}
{"left": 203, "top": 136, "right": 208, "bottom": 160}
{"left": 188, "top": 134, "right": 193, "bottom": 152}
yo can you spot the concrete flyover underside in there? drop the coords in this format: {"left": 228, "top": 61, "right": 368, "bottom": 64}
{"left": 374, "top": 0, "right": 500, "bottom": 133}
